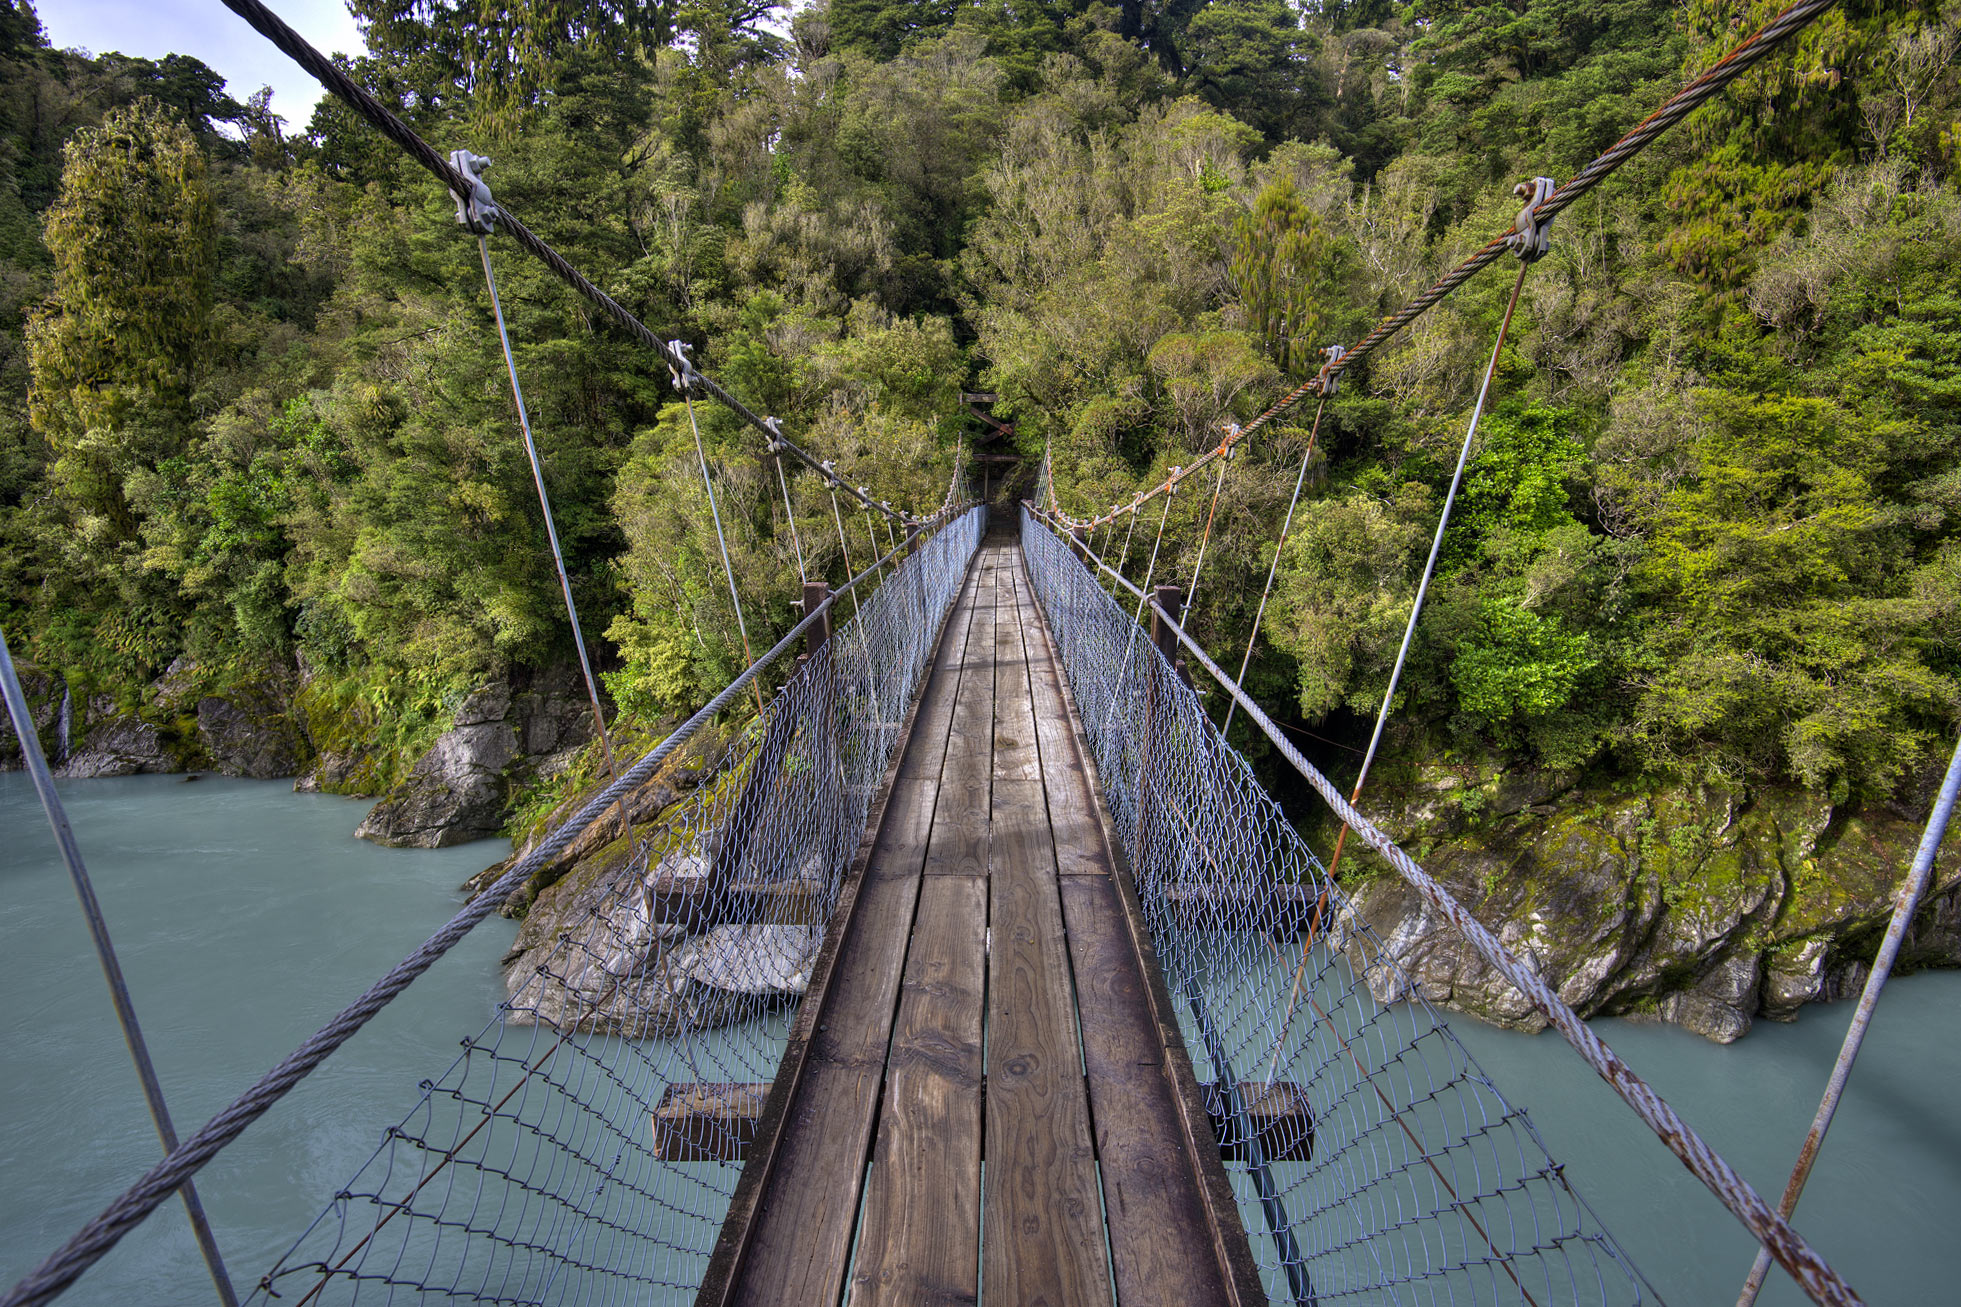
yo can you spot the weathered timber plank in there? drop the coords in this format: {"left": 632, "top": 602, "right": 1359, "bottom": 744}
{"left": 1007, "top": 566, "right": 1109, "bottom": 880}
{"left": 983, "top": 776, "right": 1114, "bottom": 1307}
{"left": 707, "top": 553, "right": 986, "bottom": 1307}
{"left": 851, "top": 875, "right": 987, "bottom": 1306}
{"left": 1203, "top": 1081, "right": 1316, "bottom": 1163}
{"left": 990, "top": 565, "right": 1043, "bottom": 786}
{"left": 651, "top": 1082, "right": 767, "bottom": 1162}
{"left": 1014, "top": 547, "right": 1268, "bottom": 1306}
{"left": 1054, "top": 874, "right": 1238, "bottom": 1306}
{"left": 873, "top": 560, "right": 986, "bottom": 876}
{"left": 925, "top": 555, "right": 996, "bottom": 876}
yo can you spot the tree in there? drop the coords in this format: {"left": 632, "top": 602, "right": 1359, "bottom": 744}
{"left": 1229, "top": 174, "right": 1347, "bottom": 378}
{"left": 27, "top": 100, "right": 214, "bottom": 538}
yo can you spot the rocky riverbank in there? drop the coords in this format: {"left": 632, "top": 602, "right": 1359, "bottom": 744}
{"left": 0, "top": 657, "right": 600, "bottom": 849}
{"left": 1336, "top": 755, "right": 1961, "bottom": 1042}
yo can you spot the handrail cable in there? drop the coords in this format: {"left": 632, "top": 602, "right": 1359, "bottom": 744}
{"left": 1040, "top": 0, "right": 1838, "bottom": 535}
{"left": 212, "top": 0, "right": 936, "bottom": 530}
{"left": 0, "top": 630, "right": 240, "bottom": 1307}
{"left": 1734, "top": 731, "right": 1961, "bottom": 1306}
{"left": 1029, "top": 513, "right": 1863, "bottom": 1307}
{"left": 0, "top": 514, "right": 962, "bottom": 1307}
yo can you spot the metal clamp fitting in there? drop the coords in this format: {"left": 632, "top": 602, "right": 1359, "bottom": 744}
{"left": 1509, "top": 177, "right": 1557, "bottom": 262}
{"left": 1318, "top": 344, "right": 1346, "bottom": 396}
{"left": 666, "top": 340, "right": 700, "bottom": 393}
{"left": 448, "top": 149, "right": 500, "bottom": 235}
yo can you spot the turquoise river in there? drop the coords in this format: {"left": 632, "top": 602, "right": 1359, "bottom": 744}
{"left": 1, "top": 773, "right": 1954, "bottom": 1304}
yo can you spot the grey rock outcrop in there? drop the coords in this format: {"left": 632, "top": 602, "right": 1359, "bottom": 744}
{"left": 356, "top": 684, "right": 519, "bottom": 847}
{"left": 354, "top": 669, "right": 598, "bottom": 848}
{"left": 0, "top": 669, "right": 66, "bottom": 770}
{"left": 59, "top": 697, "right": 181, "bottom": 778}
{"left": 1339, "top": 758, "right": 1961, "bottom": 1043}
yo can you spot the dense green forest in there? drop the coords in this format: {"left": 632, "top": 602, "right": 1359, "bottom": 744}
{"left": 2, "top": 0, "right": 1957, "bottom": 817}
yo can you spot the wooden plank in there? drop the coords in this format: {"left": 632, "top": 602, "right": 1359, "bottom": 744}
{"left": 651, "top": 1082, "right": 767, "bottom": 1162}
{"left": 707, "top": 548, "right": 986, "bottom": 1307}
{"left": 850, "top": 875, "right": 987, "bottom": 1306}
{"left": 924, "top": 555, "right": 995, "bottom": 876}
{"left": 720, "top": 819, "right": 921, "bottom": 1304}
{"left": 896, "top": 561, "right": 982, "bottom": 784}
{"left": 1054, "top": 874, "right": 1237, "bottom": 1306}
{"left": 875, "top": 562, "right": 986, "bottom": 875}
{"left": 1008, "top": 563, "right": 1109, "bottom": 880}
{"left": 983, "top": 776, "right": 1114, "bottom": 1307}
{"left": 990, "top": 565, "right": 1042, "bottom": 786}
{"left": 1016, "top": 549, "right": 1269, "bottom": 1306}
{"left": 1204, "top": 1082, "right": 1316, "bottom": 1163}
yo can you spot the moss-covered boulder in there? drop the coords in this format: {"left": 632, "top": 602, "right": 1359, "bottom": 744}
{"left": 0, "top": 666, "right": 69, "bottom": 770}
{"left": 1342, "top": 756, "right": 1961, "bottom": 1042}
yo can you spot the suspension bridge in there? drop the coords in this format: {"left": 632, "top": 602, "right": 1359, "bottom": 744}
{"left": 4, "top": 1, "right": 1959, "bottom": 1305}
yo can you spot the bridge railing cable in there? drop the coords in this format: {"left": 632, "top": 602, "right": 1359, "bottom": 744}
{"left": 1043, "top": 0, "right": 1839, "bottom": 535}
{"left": 0, "top": 507, "right": 986, "bottom": 1307}
{"left": 1020, "top": 509, "right": 1866, "bottom": 1307}
{"left": 1021, "top": 508, "right": 1654, "bottom": 1307}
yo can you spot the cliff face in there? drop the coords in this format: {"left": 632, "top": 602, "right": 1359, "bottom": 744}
{"left": 1, "top": 658, "right": 308, "bottom": 779}
{"left": 1339, "top": 759, "right": 1961, "bottom": 1042}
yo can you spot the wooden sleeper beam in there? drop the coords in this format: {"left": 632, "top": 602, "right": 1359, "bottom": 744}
{"left": 652, "top": 1081, "right": 1314, "bottom": 1164}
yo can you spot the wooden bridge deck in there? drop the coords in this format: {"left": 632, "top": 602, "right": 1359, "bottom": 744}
{"left": 699, "top": 526, "right": 1263, "bottom": 1306}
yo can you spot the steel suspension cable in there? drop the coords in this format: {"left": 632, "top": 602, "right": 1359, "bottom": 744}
{"left": 1117, "top": 506, "right": 1140, "bottom": 572}
{"left": 769, "top": 440, "right": 808, "bottom": 586}
{"left": 213, "top": 0, "right": 932, "bottom": 528}
{"left": 680, "top": 391, "right": 766, "bottom": 715}
{"left": 0, "top": 517, "right": 953, "bottom": 1307}
{"left": 1735, "top": 731, "right": 1961, "bottom": 1306}
{"left": 1327, "top": 258, "right": 1532, "bottom": 879}
{"left": 1040, "top": 0, "right": 1840, "bottom": 535}
{"left": 1222, "top": 395, "right": 1329, "bottom": 737}
{"left": 829, "top": 490, "right": 862, "bottom": 619}
{"left": 1101, "top": 488, "right": 1176, "bottom": 741}
{"left": 481, "top": 237, "right": 629, "bottom": 788}
{"left": 1183, "top": 451, "right": 1231, "bottom": 618}
{"left": 0, "top": 631, "right": 240, "bottom": 1307}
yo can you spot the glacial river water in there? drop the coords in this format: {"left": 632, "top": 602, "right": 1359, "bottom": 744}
{"left": 1, "top": 772, "right": 1954, "bottom": 1305}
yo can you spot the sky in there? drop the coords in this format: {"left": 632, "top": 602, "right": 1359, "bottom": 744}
{"left": 38, "top": 0, "right": 369, "bottom": 131}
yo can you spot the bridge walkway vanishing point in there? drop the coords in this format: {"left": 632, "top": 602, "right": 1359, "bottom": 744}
{"left": 702, "top": 521, "right": 1262, "bottom": 1305}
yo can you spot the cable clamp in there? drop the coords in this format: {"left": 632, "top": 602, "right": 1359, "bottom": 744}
{"left": 1318, "top": 344, "right": 1346, "bottom": 396}
{"left": 762, "top": 417, "right": 784, "bottom": 454}
{"left": 448, "top": 149, "right": 500, "bottom": 235}
{"left": 666, "top": 340, "right": 700, "bottom": 393}
{"left": 1509, "top": 177, "right": 1557, "bottom": 262}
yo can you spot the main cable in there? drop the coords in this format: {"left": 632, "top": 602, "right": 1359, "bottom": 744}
{"left": 213, "top": 0, "right": 928, "bottom": 529}
{"left": 1042, "top": 0, "right": 1839, "bottom": 534}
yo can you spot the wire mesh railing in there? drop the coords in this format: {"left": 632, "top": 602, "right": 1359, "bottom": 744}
{"left": 248, "top": 507, "right": 984, "bottom": 1306}
{"left": 1020, "top": 507, "right": 1647, "bottom": 1307}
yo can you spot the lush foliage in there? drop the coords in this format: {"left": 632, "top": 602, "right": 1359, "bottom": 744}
{"left": 0, "top": 0, "right": 1956, "bottom": 812}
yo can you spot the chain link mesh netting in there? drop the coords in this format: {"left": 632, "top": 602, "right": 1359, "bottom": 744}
{"left": 251, "top": 507, "right": 985, "bottom": 1306}
{"left": 1020, "top": 508, "right": 1648, "bottom": 1307}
